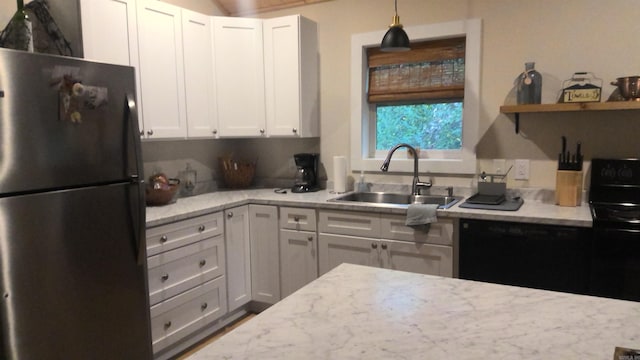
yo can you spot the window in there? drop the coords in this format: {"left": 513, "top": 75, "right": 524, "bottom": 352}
{"left": 368, "top": 37, "right": 465, "bottom": 156}
{"left": 350, "top": 19, "right": 481, "bottom": 174}
{"left": 375, "top": 102, "right": 463, "bottom": 151}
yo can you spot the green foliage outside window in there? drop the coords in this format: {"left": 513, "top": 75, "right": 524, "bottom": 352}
{"left": 376, "top": 103, "right": 463, "bottom": 151}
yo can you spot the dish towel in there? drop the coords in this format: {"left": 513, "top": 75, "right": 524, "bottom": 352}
{"left": 405, "top": 203, "right": 438, "bottom": 226}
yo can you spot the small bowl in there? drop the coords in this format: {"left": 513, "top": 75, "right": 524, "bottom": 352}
{"left": 611, "top": 76, "right": 640, "bottom": 100}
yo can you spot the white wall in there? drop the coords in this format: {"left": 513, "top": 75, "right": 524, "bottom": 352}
{"left": 255, "top": 0, "right": 640, "bottom": 190}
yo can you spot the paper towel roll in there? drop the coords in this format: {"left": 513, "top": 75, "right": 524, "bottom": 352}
{"left": 333, "top": 156, "right": 347, "bottom": 193}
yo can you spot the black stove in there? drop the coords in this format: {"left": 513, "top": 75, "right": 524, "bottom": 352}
{"left": 588, "top": 158, "right": 640, "bottom": 301}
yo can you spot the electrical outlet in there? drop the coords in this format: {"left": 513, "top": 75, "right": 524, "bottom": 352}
{"left": 514, "top": 159, "right": 530, "bottom": 180}
{"left": 493, "top": 159, "right": 506, "bottom": 174}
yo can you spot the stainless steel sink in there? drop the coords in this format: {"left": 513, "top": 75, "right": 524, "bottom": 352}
{"left": 328, "top": 192, "right": 462, "bottom": 209}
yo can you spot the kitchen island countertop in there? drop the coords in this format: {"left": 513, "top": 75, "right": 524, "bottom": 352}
{"left": 189, "top": 263, "right": 640, "bottom": 360}
{"left": 146, "top": 189, "right": 592, "bottom": 228}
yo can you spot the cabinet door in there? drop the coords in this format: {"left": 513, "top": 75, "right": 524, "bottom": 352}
{"left": 382, "top": 239, "right": 453, "bottom": 277}
{"left": 279, "top": 229, "right": 317, "bottom": 298}
{"left": 249, "top": 205, "right": 280, "bottom": 304}
{"left": 137, "top": 0, "right": 187, "bottom": 139}
{"left": 225, "top": 205, "right": 251, "bottom": 311}
{"left": 80, "top": 0, "right": 143, "bottom": 133}
{"left": 263, "top": 15, "right": 318, "bottom": 137}
{"left": 183, "top": 9, "right": 218, "bottom": 138}
{"left": 212, "top": 16, "right": 266, "bottom": 137}
{"left": 318, "top": 233, "right": 378, "bottom": 276}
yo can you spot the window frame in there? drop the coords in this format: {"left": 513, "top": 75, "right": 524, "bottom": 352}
{"left": 350, "top": 19, "right": 481, "bottom": 174}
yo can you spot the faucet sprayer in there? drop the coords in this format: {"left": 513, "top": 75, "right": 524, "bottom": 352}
{"left": 380, "top": 143, "right": 432, "bottom": 195}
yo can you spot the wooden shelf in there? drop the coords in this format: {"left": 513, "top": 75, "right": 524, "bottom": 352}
{"left": 500, "top": 101, "right": 640, "bottom": 133}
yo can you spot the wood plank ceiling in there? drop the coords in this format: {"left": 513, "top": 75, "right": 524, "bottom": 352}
{"left": 212, "top": 0, "right": 332, "bottom": 16}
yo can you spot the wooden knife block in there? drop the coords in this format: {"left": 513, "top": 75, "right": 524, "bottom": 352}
{"left": 555, "top": 170, "right": 583, "bottom": 206}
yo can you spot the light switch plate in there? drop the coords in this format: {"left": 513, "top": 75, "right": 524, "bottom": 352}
{"left": 514, "top": 159, "right": 530, "bottom": 180}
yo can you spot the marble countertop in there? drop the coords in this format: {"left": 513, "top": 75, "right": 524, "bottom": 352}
{"left": 189, "top": 263, "right": 640, "bottom": 360}
{"left": 146, "top": 189, "right": 592, "bottom": 228}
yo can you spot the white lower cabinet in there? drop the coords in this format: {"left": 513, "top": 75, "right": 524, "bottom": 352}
{"left": 249, "top": 205, "right": 280, "bottom": 304}
{"left": 146, "top": 212, "right": 227, "bottom": 355}
{"left": 225, "top": 205, "right": 252, "bottom": 311}
{"left": 318, "top": 210, "right": 454, "bottom": 277}
{"left": 148, "top": 236, "right": 225, "bottom": 305}
{"left": 279, "top": 207, "right": 318, "bottom": 298}
{"left": 318, "top": 233, "right": 380, "bottom": 270}
{"left": 150, "top": 276, "right": 226, "bottom": 353}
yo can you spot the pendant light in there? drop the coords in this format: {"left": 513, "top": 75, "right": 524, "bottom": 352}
{"left": 380, "top": 0, "right": 410, "bottom": 52}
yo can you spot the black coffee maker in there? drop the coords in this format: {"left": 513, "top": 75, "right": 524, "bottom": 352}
{"left": 292, "top": 153, "right": 319, "bottom": 193}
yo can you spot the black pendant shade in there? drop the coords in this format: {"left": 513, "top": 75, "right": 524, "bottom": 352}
{"left": 381, "top": 25, "right": 410, "bottom": 52}
{"left": 380, "top": 1, "right": 410, "bottom": 52}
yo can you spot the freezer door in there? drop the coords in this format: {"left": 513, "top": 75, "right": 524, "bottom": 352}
{"left": 0, "top": 48, "right": 141, "bottom": 194}
{"left": 0, "top": 183, "right": 151, "bottom": 360}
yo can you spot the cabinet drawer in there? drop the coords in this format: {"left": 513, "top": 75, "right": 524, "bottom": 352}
{"left": 148, "top": 236, "right": 225, "bottom": 305}
{"left": 380, "top": 215, "right": 454, "bottom": 246}
{"left": 147, "top": 212, "right": 223, "bottom": 256}
{"left": 318, "top": 210, "right": 380, "bottom": 238}
{"left": 150, "top": 276, "right": 227, "bottom": 353}
{"left": 385, "top": 240, "right": 453, "bottom": 277}
{"left": 280, "top": 207, "right": 316, "bottom": 231}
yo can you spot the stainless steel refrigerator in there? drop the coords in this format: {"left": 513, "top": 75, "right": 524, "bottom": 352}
{"left": 0, "top": 48, "right": 152, "bottom": 359}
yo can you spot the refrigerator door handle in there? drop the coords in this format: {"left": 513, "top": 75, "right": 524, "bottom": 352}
{"left": 125, "top": 93, "right": 146, "bottom": 265}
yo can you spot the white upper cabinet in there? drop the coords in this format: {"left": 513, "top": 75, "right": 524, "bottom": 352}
{"left": 80, "top": 0, "right": 139, "bottom": 67}
{"left": 80, "top": 0, "right": 144, "bottom": 133}
{"left": 183, "top": 9, "right": 218, "bottom": 138}
{"left": 212, "top": 16, "right": 267, "bottom": 137}
{"left": 263, "top": 15, "right": 319, "bottom": 138}
{"left": 81, "top": 3, "right": 318, "bottom": 140}
{"left": 137, "top": 0, "right": 187, "bottom": 139}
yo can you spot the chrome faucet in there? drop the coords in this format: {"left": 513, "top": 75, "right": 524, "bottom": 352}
{"left": 380, "top": 143, "right": 432, "bottom": 195}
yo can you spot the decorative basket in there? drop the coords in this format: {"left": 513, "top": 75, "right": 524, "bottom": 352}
{"left": 145, "top": 179, "right": 180, "bottom": 206}
{"left": 219, "top": 158, "right": 256, "bottom": 189}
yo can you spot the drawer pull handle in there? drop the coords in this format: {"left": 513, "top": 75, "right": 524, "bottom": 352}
{"left": 201, "top": 302, "right": 208, "bottom": 311}
{"left": 293, "top": 216, "right": 300, "bottom": 222}
{"left": 160, "top": 235, "right": 168, "bottom": 243}
{"left": 371, "top": 243, "right": 378, "bottom": 249}
{"left": 199, "top": 259, "right": 206, "bottom": 267}
{"left": 198, "top": 225, "right": 206, "bottom": 232}
{"left": 307, "top": 236, "right": 313, "bottom": 242}
{"left": 227, "top": 212, "right": 233, "bottom": 219}
{"left": 164, "top": 321, "right": 171, "bottom": 329}
{"left": 381, "top": 243, "right": 388, "bottom": 250}
{"left": 161, "top": 273, "right": 169, "bottom": 282}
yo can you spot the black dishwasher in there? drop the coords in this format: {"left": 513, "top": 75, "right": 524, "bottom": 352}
{"left": 459, "top": 219, "right": 592, "bottom": 295}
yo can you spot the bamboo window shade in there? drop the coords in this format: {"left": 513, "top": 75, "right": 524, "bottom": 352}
{"left": 367, "top": 37, "right": 466, "bottom": 103}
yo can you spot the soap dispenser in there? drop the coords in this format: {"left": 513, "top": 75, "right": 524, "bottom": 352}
{"left": 356, "top": 171, "right": 368, "bottom": 192}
